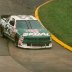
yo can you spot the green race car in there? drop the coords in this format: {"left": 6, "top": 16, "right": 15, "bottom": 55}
{"left": 0, "top": 15, "right": 52, "bottom": 49}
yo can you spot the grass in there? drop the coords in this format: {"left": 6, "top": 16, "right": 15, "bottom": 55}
{"left": 39, "top": 0, "right": 72, "bottom": 46}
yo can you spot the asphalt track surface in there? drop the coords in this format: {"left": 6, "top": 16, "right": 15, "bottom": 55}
{"left": 0, "top": 0, "right": 72, "bottom": 72}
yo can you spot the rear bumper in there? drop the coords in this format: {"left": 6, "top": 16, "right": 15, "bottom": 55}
{"left": 18, "top": 43, "right": 52, "bottom": 49}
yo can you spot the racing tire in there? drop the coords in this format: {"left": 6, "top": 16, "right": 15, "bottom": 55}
{"left": 0, "top": 27, "right": 5, "bottom": 37}
{"left": 15, "top": 33, "right": 19, "bottom": 47}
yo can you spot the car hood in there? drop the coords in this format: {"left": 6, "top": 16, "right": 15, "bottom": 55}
{"left": 17, "top": 29, "right": 50, "bottom": 37}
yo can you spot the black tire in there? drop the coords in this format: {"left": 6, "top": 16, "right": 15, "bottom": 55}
{"left": 0, "top": 24, "right": 1, "bottom": 33}
{"left": 0, "top": 27, "right": 5, "bottom": 37}
{"left": 15, "top": 33, "right": 19, "bottom": 47}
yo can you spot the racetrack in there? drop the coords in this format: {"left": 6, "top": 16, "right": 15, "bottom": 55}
{"left": 0, "top": 0, "right": 72, "bottom": 72}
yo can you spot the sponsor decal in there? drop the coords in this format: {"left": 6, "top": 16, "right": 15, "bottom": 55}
{"left": 23, "top": 33, "right": 49, "bottom": 36}
{"left": 26, "top": 29, "right": 39, "bottom": 33}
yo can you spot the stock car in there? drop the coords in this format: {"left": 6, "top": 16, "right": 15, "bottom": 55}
{"left": 0, "top": 15, "right": 52, "bottom": 49}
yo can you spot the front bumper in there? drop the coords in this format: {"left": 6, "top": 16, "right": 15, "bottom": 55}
{"left": 18, "top": 43, "right": 52, "bottom": 49}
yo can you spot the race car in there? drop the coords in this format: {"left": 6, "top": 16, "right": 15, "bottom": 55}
{"left": 0, "top": 15, "right": 52, "bottom": 49}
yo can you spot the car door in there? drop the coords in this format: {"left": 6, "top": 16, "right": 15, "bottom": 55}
{"left": 4, "top": 22, "right": 11, "bottom": 36}
{"left": 4, "top": 19, "right": 16, "bottom": 39}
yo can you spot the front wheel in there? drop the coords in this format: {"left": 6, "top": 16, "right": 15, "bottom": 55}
{"left": 14, "top": 33, "right": 19, "bottom": 47}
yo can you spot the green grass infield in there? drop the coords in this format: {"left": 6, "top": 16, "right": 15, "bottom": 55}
{"left": 39, "top": 0, "right": 72, "bottom": 47}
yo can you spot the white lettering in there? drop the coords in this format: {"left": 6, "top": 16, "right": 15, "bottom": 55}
{"left": 29, "top": 33, "right": 33, "bottom": 36}
{"left": 23, "top": 33, "right": 49, "bottom": 36}
{"left": 23, "top": 33, "right": 28, "bottom": 36}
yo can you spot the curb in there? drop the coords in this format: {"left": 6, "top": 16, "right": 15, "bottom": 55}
{"left": 35, "top": 0, "right": 72, "bottom": 51}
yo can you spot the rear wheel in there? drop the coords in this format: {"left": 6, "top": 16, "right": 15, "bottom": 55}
{"left": 0, "top": 27, "right": 5, "bottom": 37}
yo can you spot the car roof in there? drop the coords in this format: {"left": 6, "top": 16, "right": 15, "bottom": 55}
{"left": 10, "top": 15, "right": 37, "bottom": 20}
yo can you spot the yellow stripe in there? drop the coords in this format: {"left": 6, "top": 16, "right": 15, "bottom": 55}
{"left": 35, "top": 0, "right": 72, "bottom": 51}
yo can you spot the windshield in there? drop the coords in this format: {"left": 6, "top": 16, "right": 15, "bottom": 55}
{"left": 16, "top": 20, "right": 43, "bottom": 29}
{"left": 16, "top": 20, "right": 28, "bottom": 29}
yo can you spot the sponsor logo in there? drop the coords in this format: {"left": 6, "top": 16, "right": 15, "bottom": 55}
{"left": 23, "top": 33, "right": 49, "bottom": 36}
{"left": 25, "top": 29, "right": 39, "bottom": 33}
